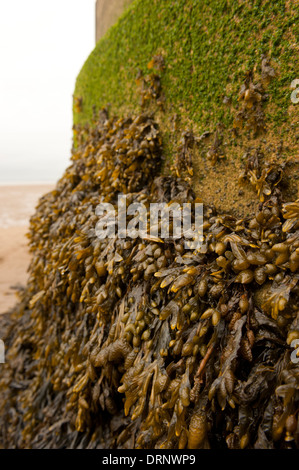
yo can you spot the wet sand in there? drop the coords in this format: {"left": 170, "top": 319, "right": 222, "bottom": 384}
{"left": 0, "top": 184, "right": 54, "bottom": 314}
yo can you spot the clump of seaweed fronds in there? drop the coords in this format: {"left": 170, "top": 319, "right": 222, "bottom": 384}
{"left": 233, "top": 57, "right": 275, "bottom": 136}
{"left": 0, "top": 107, "right": 298, "bottom": 450}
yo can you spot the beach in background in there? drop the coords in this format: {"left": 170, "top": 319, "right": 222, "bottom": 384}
{"left": 0, "top": 184, "right": 54, "bottom": 314}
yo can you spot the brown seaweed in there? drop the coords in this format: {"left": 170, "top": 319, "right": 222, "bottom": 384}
{"left": 0, "top": 106, "right": 298, "bottom": 449}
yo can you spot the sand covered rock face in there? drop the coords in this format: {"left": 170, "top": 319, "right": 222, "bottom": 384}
{"left": 0, "top": 111, "right": 298, "bottom": 449}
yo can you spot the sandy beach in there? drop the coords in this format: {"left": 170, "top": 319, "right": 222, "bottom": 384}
{"left": 0, "top": 184, "right": 54, "bottom": 314}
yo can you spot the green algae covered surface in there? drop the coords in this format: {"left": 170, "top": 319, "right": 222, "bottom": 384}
{"left": 74, "top": 0, "right": 298, "bottom": 133}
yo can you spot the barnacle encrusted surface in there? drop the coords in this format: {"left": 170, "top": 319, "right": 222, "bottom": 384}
{"left": 0, "top": 110, "right": 298, "bottom": 449}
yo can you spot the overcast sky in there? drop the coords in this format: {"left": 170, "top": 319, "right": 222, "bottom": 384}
{"left": 0, "top": 0, "right": 95, "bottom": 184}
